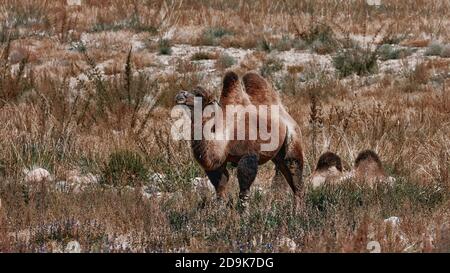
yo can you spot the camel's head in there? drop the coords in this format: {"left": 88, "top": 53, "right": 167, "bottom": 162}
{"left": 175, "top": 86, "right": 217, "bottom": 109}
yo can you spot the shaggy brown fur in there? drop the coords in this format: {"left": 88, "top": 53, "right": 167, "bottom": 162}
{"left": 354, "top": 149, "right": 388, "bottom": 185}
{"left": 308, "top": 151, "right": 343, "bottom": 189}
{"left": 355, "top": 150, "right": 383, "bottom": 171}
{"left": 308, "top": 150, "right": 393, "bottom": 189}
{"left": 316, "top": 152, "right": 343, "bottom": 172}
{"left": 242, "top": 72, "right": 279, "bottom": 105}
{"left": 175, "top": 71, "right": 304, "bottom": 208}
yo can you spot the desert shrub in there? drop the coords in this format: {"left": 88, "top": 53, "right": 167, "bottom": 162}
{"left": 409, "top": 62, "right": 430, "bottom": 85}
{"left": 0, "top": 44, "right": 34, "bottom": 105}
{"left": 333, "top": 45, "right": 378, "bottom": 78}
{"left": 303, "top": 76, "right": 344, "bottom": 100}
{"left": 258, "top": 35, "right": 304, "bottom": 52}
{"left": 440, "top": 45, "right": 450, "bottom": 58}
{"left": 68, "top": 41, "right": 87, "bottom": 53}
{"left": 300, "top": 24, "right": 338, "bottom": 54}
{"left": 147, "top": 141, "right": 203, "bottom": 193}
{"left": 91, "top": 12, "right": 158, "bottom": 34}
{"left": 273, "top": 35, "right": 295, "bottom": 51}
{"left": 260, "top": 57, "right": 283, "bottom": 77}
{"left": 287, "top": 65, "right": 304, "bottom": 75}
{"left": 78, "top": 51, "right": 160, "bottom": 130}
{"left": 158, "top": 39, "right": 172, "bottom": 55}
{"left": 9, "top": 138, "right": 57, "bottom": 175}
{"left": 191, "top": 51, "right": 216, "bottom": 61}
{"left": 200, "top": 27, "right": 233, "bottom": 46}
{"left": 379, "top": 34, "right": 407, "bottom": 45}
{"left": 91, "top": 19, "right": 142, "bottom": 33}
{"left": 425, "top": 41, "right": 443, "bottom": 56}
{"left": 399, "top": 61, "right": 430, "bottom": 93}
{"left": 167, "top": 210, "right": 191, "bottom": 232}
{"left": 101, "top": 150, "right": 148, "bottom": 188}
{"left": 0, "top": 25, "right": 19, "bottom": 43}
{"left": 2, "top": 1, "right": 50, "bottom": 30}
{"left": 277, "top": 74, "right": 298, "bottom": 95}
{"left": 215, "top": 53, "right": 236, "bottom": 70}
{"left": 156, "top": 72, "right": 201, "bottom": 108}
{"left": 258, "top": 38, "right": 273, "bottom": 52}
{"left": 377, "top": 44, "right": 413, "bottom": 60}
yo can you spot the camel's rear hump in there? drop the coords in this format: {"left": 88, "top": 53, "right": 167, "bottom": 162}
{"left": 354, "top": 150, "right": 388, "bottom": 182}
{"left": 316, "top": 152, "right": 343, "bottom": 172}
{"left": 242, "top": 72, "right": 280, "bottom": 105}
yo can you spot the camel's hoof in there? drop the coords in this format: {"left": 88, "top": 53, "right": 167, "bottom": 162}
{"left": 216, "top": 195, "right": 235, "bottom": 210}
{"left": 238, "top": 202, "right": 249, "bottom": 215}
{"left": 238, "top": 193, "right": 250, "bottom": 214}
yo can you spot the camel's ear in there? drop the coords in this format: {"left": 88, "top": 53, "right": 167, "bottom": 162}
{"left": 193, "top": 86, "right": 214, "bottom": 103}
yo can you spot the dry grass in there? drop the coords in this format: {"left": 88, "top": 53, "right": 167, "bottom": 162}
{"left": 0, "top": 0, "right": 449, "bottom": 253}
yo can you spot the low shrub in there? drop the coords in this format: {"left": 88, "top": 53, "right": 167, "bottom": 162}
{"left": 101, "top": 150, "right": 148, "bottom": 187}
{"left": 333, "top": 45, "right": 378, "bottom": 78}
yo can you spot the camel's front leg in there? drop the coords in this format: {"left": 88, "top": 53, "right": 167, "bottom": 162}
{"left": 237, "top": 154, "right": 259, "bottom": 210}
{"left": 205, "top": 166, "right": 229, "bottom": 200}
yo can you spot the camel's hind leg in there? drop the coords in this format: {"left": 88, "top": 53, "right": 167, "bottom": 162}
{"left": 237, "top": 154, "right": 259, "bottom": 210}
{"left": 205, "top": 166, "right": 229, "bottom": 200}
{"left": 272, "top": 137, "right": 304, "bottom": 201}
{"left": 272, "top": 157, "right": 303, "bottom": 196}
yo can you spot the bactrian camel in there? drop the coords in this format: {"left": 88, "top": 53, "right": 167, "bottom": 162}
{"left": 175, "top": 71, "right": 304, "bottom": 208}
{"left": 309, "top": 149, "right": 395, "bottom": 188}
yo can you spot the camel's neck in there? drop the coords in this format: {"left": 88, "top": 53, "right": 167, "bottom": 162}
{"left": 190, "top": 108, "right": 228, "bottom": 171}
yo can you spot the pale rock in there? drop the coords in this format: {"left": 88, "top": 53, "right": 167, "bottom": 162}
{"left": 384, "top": 216, "right": 400, "bottom": 227}
{"left": 54, "top": 181, "right": 71, "bottom": 193}
{"left": 162, "top": 28, "right": 175, "bottom": 40}
{"left": 48, "top": 241, "right": 63, "bottom": 253}
{"left": 386, "top": 176, "right": 396, "bottom": 186}
{"left": 192, "top": 177, "right": 215, "bottom": 193}
{"left": 131, "top": 37, "right": 146, "bottom": 52}
{"left": 55, "top": 171, "right": 99, "bottom": 193}
{"left": 366, "top": 0, "right": 381, "bottom": 6}
{"left": 383, "top": 216, "right": 408, "bottom": 247}
{"left": 65, "top": 240, "right": 82, "bottom": 253}
{"left": 24, "top": 168, "right": 52, "bottom": 183}
{"left": 67, "top": 0, "right": 82, "bottom": 6}
{"left": 149, "top": 173, "right": 166, "bottom": 184}
{"left": 277, "top": 236, "right": 297, "bottom": 252}
{"left": 8, "top": 230, "right": 32, "bottom": 244}
{"left": 67, "top": 172, "right": 98, "bottom": 185}
{"left": 141, "top": 185, "right": 162, "bottom": 199}
{"left": 253, "top": 185, "right": 268, "bottom": 195}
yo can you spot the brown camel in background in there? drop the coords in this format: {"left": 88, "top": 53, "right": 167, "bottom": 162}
{"left": 308, "top": 149, "right": 395, "bottom": 188}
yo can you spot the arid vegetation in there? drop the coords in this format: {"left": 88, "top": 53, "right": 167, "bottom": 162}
{"left": 0, "top": 0, "right": 449, "bottom": 253}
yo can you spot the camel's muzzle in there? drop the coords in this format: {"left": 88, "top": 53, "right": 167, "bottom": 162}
{"left": 175, "top": 91, "right": 188, "bottom": 104}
